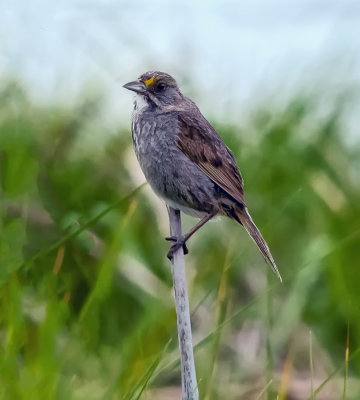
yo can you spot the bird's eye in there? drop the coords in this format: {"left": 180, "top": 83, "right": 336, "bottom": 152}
{"left": 156, "top": 82, "right": 166, "bottom": 92}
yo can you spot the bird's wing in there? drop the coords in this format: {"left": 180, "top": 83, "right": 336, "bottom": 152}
{"left": 176, "top": 112, "right": 245, "bottom": 205}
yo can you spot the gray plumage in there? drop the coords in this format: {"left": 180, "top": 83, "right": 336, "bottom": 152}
{"left": 123, "top": 71, "right": 281, "bottom": 281}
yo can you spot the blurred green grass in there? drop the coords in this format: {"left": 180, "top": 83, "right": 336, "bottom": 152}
{"left": 1, "top": 79, "right": 360, "bottom": 399}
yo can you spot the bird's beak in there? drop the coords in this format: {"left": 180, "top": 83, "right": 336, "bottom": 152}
{"left": 123, "top": 80, "right": 147, "bottom": 94}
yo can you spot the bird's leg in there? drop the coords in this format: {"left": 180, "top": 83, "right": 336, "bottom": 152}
{"left": 166, "top": 213, "right": 214, "bottom": 260}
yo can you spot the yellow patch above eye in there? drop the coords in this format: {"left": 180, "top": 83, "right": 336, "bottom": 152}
{"left": 144, "top": 76, "right": 157, "bottom": 86}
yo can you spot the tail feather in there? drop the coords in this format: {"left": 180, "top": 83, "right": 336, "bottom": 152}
{"left": 234, "top": 208, "right": 282, "bottom": 282}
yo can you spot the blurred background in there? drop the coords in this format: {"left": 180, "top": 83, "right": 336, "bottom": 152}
{"left": 1, "top": 1, "right": 360, "bottom": 399}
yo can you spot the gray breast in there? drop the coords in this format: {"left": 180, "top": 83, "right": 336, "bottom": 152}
{"left": 131, "top": 105, "right": 219, "bottom": 216}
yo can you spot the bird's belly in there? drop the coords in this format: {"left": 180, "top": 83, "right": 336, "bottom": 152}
{"left": 138, "top": 147, "right": 218, "bottom": 215}
{"left": 162, "top": 197, "right": 210, "bottom": 218}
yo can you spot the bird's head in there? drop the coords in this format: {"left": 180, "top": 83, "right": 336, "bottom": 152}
{"left": 123, "top": 71, "right": 183, "bottom": 108}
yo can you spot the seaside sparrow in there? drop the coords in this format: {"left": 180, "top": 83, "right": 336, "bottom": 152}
{"left": 123, "top": 71, "right": 281, "bottom": 281}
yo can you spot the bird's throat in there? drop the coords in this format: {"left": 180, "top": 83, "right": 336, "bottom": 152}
{"left": 134, "top": 94, "right": 150, "bottom": 111}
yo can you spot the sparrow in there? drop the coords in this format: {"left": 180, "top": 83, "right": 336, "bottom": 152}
{"left": 123, "top": 71, "right": 281, "bottom": 281}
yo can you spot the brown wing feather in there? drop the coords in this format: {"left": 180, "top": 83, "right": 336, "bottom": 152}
{"left": 177, "top": 113, "right": 245, "bottom": 205}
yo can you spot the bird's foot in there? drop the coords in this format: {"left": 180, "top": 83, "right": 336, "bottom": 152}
{"left": 165, "top": 235, "right": 189, "bottom": 260}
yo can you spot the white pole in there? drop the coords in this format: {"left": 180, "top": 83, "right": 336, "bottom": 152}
{"left": 168, "top": 207, "right": 199, "bottom": 400}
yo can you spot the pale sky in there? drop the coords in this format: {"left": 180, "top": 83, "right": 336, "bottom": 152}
{"left": 1, "top": 0, "right": 359, "bottom": 125}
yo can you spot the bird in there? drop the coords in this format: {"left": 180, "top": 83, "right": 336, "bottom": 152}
{"left": 123, "top": 71, "right": 281, "bottom": 281}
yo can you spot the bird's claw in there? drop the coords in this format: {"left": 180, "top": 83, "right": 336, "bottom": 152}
{"left": 165, "top": 235, "right": 189, "bottom": 260}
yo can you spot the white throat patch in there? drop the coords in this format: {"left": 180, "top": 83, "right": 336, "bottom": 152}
{"left": 134, "top": 94, "right": 149, "bottom": 111}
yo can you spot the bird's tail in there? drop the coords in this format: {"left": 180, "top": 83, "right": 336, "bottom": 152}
{"left": 233, "top": 207, "right": 282, "bottom": 282}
